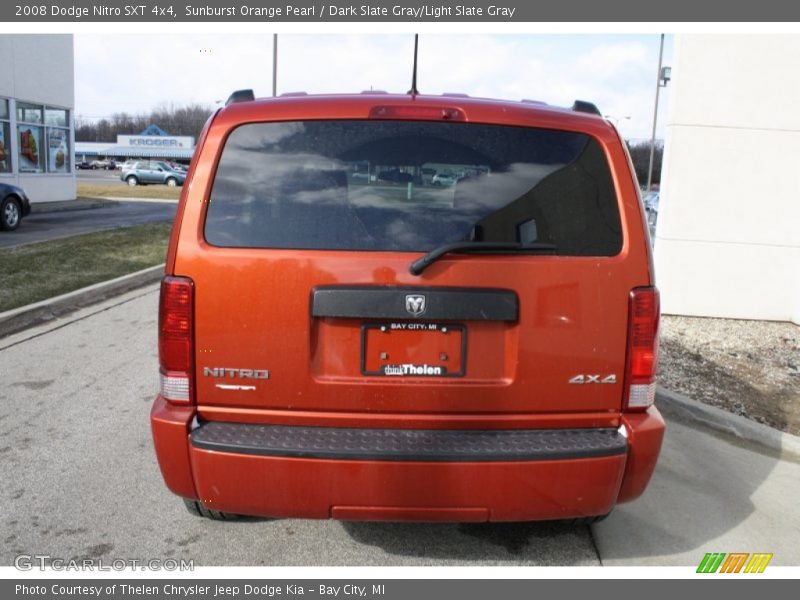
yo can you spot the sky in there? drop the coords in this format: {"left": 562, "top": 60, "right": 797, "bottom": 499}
{"left": 75, "top": 34, "right": 673, "bottom": 141}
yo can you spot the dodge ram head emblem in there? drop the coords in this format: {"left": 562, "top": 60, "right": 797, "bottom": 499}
{"left": 405, "top": 294, "right": 426, "bottom": 317}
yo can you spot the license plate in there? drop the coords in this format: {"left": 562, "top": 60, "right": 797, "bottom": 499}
{"left": 360, "top": 322, "right": 466, "bottom": 377}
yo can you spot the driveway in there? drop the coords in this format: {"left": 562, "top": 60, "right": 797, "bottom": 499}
{"left": 1, "top": 288, "right": 798, "bottom": 566}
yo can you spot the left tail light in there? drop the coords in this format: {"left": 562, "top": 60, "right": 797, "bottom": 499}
{"left": 159, "top": 276, "right": 194, "bottom": 404}
{"left": 623, "top": 287, "right": 660, "bottom": 411}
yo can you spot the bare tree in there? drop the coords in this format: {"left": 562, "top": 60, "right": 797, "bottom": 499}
{"left": 75, "top": 103, "right": 214, "bottom": 142}
{"left": 627, "top": 141, "right": 664, "bottom": 188}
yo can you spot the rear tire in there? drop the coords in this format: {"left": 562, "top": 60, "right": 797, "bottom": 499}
{"left": 126, "top": 175, "right": 138, "bottom": 186}
{"left": 1, "top": 196, "right": 22, "bottom": 231}
{"left": 166, "top": 177, "right": 177, "bottom": 187}
{"left": 182, "top": 498, "right": 238, "bottom": 520}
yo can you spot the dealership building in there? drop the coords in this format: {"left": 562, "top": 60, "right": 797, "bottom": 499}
{"left": 75, "top": 124, "right": 195, "bottom": 163}
{"left": 0, "top": 34, "right": 76, "bottom": 203}
{"left": 656, "top": 35, "right": 800, "bottom": 324}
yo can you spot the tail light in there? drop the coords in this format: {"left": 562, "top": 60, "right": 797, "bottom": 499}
{"left": 369, "top": 105, "right": 466, "bottom": 121}
{"left": 159, "top": 276, "right": 194, "bottom": 404}
{"left": 623, "top": 287, "right": 660, "bottom": 411}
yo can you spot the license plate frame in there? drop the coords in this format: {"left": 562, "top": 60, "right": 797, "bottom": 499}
{"left": 360, "top": 322, "right": 467, "bottom": 378}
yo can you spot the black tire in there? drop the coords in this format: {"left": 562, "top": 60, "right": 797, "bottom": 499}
{"left": 566, "top": 512, "right": 611, "bottom": 526}
{"left": 182, "top": 498, "right": 238, "bottom": 520}
{"left": 126, "top": 175, "right": 139, "bottom": 186}
{"left": 0, "top": 196, "right": 22, "bottom": 231}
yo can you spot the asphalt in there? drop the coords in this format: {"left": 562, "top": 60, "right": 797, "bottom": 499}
{"left": 1, "top": 287, "right": 798, "bottom": 566}
{"left": 75, "top": 169, "right": 129, "bottom": 185}
{"left": 0, "top": 200, "right": 176, "bottom": 249}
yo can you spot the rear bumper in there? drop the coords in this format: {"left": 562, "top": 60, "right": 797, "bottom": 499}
{"left": 151, "top": 396, "right": 664, "bottom": 521}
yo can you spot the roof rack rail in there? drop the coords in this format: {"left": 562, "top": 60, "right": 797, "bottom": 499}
{"left": 226, "top": 89, "right": 255, "bottom": 106}
{"left": 571, "top": 100, "right": 602, "bottom": 116}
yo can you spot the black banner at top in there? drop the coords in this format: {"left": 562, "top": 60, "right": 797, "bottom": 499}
{"left": 3, "top": 0, "right": 800, "bottom": 22}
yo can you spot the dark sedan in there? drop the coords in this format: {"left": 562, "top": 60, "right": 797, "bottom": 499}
{"left": 0, "top": 182, "right": 31, "bottom": 231}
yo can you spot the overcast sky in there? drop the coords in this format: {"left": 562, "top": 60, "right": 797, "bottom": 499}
{"left": 75, "top": 34, "right": 673, "bottom": 140}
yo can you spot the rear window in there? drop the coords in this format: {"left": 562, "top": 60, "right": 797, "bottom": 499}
{"left": 205, "top": 120, "right": 622, "bottom": 255}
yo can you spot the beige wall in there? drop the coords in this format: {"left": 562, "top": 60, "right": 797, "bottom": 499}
{"left": 0, "top": 34, "right": 76, "bottom": 202}
{"left": 655, "top": 35, "right": 800, "bottom": 324}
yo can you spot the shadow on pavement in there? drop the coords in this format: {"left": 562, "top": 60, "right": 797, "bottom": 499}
{"left": 341, "top": 520, "right": 597, "bottom": 564}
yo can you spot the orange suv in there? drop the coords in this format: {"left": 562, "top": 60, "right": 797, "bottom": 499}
{"left": 151, "top": 90, "right": 664, "bottom": 522}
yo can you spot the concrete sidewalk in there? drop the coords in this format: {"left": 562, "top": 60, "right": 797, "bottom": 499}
{"left": 594, "top": 404, "right": 800, "bottom": 565}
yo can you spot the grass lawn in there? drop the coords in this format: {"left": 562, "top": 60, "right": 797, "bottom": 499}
{"left": 0, "top": 222, "right": 171, "bottom": 312}
{"left": 78, "top": 181, "right": 182, "bottom": 200}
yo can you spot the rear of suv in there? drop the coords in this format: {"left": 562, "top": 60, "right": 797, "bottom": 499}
{"left": 151, "top": 91, "right": 664, "bottom": 522}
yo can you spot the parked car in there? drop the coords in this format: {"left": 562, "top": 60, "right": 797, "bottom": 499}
{"left": 643, "top": 191, "right": 660, "bottom": 227}
{"left": 120, "top": 160, "right": 185, "bottom": 187}
{"left": 90, "top": 159, "right": 109, "bottom": 170}
{"left": 0, "top": 182, "right": 31, "bottom": 231}
{"left": 431, "top": 172, "right": 459, "bottom": 186}
{"left": 152, "top": 90, "right": 664, "bottom": 522}
{"left": 377, "top": 168, "right": 413, "bottom": 183}
{"left": 76, "top": 160, "right": 95, "bottom": 170}
{"left": 166, "top": 161, "right": 188, "bottom": 173}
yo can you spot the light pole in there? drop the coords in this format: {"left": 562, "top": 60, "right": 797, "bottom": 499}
{"left": 272, "top": 34, "right": 278, "bottom": 97}
{"left": 646, "top": 34, "right": 671, "bottom": 192}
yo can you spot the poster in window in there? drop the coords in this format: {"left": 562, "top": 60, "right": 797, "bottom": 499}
{"left": 0, "top": 124, "right": 9, "bottom": 173}
{"left": 18, "top": 125, "right": 42, "bottom": 172}
{"left": 48, "top": 127, "right": 69, "bottom": 173}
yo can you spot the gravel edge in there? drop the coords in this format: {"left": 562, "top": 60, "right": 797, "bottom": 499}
{"left": 657, "top": 386, "right": 800, "bottom": 460}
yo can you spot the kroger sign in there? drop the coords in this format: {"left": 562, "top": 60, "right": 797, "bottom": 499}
{"left": 117, "top": 135, "right": 195, "bottom": 148}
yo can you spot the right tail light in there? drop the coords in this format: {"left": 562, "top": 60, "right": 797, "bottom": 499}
{"left": 623, "top": 287, "right": 660, "bottom": 411}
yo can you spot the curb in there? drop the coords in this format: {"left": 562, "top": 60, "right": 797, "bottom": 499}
{"left": 82, "top": 195, "right": 179, "bottom": 204}
{"left": 0, "top": 264, "right": 164, "bottom": 339}
{"left": 31, "top": 199, "right": 110, "bottom": 214}
{"left": 657, "top": 386, "right": 800, "bottom": 459}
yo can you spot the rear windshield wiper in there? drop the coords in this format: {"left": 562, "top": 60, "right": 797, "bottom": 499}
{"left": 409, "top": 241, "right": 558, "bottom": 276}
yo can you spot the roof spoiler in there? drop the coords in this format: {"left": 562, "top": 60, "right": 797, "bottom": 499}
{"left": 571, "top": 100, "right": 602, "bottom": 116}
{"left": 226, "top": 89, "right": 255, "bottom": 106}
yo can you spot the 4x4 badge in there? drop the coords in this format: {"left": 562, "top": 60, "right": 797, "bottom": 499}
{"left": 569, "top": 374, "right": 617, "bottom": 384}
{"left": 405, "top": 294, "right": 426, "bottom": 317}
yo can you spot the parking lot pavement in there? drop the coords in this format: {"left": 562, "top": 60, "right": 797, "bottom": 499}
{"left": 0, "top": 201, "right": 176, "bottom": 249}
{"left": 593, "top": 417, "right": 800, "bottom": 566}
{"left": 1, "top": 288, "right": 798, "bottom": 567}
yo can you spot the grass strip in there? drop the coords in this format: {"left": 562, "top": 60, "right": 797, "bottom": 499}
{"left": 0, "top": 222, "right": 171, "bottom": 312}
{"left": 78, "top": 182, "right": 181, "bottom": 200}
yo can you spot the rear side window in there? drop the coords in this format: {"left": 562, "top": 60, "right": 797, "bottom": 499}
{"left": 205, "top": 120, "right": 622, "bottom": 255}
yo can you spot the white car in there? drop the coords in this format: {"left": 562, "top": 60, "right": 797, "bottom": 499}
{"left": 432, "top": 172, "right": 459, "bottom": 186}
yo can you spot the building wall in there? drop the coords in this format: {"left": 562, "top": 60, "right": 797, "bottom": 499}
{"left": 655, "top": 35, "right": 800, "bottom": 324}
{"left": 0, "top": 35, "right": 76, "bottom": 202}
